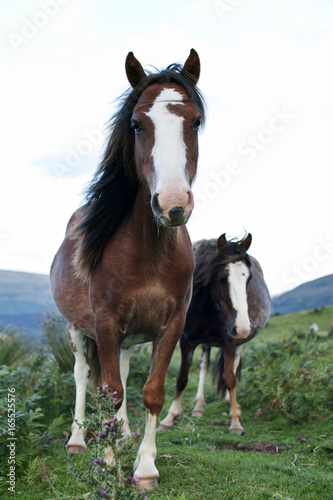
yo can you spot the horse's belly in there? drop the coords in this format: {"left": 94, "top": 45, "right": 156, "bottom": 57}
{"left": 50, "top": 238, "right": 95, "bottom": 338}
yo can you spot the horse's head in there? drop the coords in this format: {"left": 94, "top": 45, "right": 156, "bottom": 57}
{"left": 125, "top": 49, "right": 204, "bottom": 227}
{"left": 211, "top": 234, "right": 253, "bottom": 340}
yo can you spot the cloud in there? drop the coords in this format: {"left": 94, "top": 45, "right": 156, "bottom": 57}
{"left": 1, "top": 0, "right": 332, "bottom": 294}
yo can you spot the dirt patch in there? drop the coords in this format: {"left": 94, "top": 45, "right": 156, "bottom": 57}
{"left": 216, "top": 441, "right": 282, "bottom": 454}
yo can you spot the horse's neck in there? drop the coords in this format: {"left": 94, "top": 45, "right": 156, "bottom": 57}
{"left": 130, "top": 186, "right": 177, "bottom": 259}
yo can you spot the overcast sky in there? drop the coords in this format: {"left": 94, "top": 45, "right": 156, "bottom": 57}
{"left": 0, "top": 0, "right": 332, "bottom": 296}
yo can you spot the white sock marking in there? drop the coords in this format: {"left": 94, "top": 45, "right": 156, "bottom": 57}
{"left": 193, "top": 350, "right": 208, "bottom": 415}
{"left": 117, "top": 346, "right": 136, "bottom": 437}
{"left": 134, "top": 412, "right": 159, "bottom": 480}
{"left": 67, "top": 326, "right": 90, "bottom": 449}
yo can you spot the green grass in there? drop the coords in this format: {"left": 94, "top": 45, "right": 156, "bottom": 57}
{"left": 1, "top": 307, "right": 333, "bottom": 499}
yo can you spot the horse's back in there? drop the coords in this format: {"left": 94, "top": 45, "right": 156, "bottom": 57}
{"left": 50, "top": 207, "right": 95, "bottom": 337}
{"left": 247, "top": 255, "right": 271, "bottom": 334}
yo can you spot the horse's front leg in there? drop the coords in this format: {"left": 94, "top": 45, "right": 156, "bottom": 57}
{"left": 158, "top": 334, "right": 195, "bottom": 430}
{"left": 134, "top": 312, "right": 186, "bottom": 490}
{"left": 94, "top": 316, "right": 124, "bottom": 406}
{"left": 223, "top": 347, "right": 244, "bottom": 435}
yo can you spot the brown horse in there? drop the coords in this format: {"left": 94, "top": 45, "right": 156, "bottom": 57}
{"left": 50, "top": 49, "right": 205, "bottom": 490}
{"left": 159, "top": 233, "right": 271, "bottom": 435}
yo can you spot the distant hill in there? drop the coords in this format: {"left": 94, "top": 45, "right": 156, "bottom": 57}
{"left": 271, "top": 274, "right": 333, "bottom": 315}
{"left": 0, "top": 270, "right": 58, "bottom": 338}
{"left": 0, "top": 270, "right": 332, "bottom": 338}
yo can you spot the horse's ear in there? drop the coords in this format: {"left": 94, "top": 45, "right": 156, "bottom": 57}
{"left": 217, "top": 233, "right": 228, "bottom": 252}
{"left": 182, "top": 48, "right": 200, "bottom": 85}
{"left": 125, "top": 52, "right": 146, "bottom": 88}
{"left": 241, "top": 233, "right": 252, "bottom": 252}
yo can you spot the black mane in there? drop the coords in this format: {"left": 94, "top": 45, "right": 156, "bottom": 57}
{"left": 193, "top": 237, "right": 252, "bottom": 295}
{"left": 74, "top": 63, "right": 206, "bottom": 278}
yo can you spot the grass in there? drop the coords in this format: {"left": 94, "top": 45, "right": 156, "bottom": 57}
{"left": 1, "top": 306, "right": 333, "bottom": 499}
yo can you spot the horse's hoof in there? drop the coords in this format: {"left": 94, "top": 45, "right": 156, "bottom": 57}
{"left": 67, "top": 444, "right": 87, "bottom": 453}
{"left": 136, "top": 477, "right": 158, "bottom": 490}
{"left": 192, "top": 410, "right": 204, "bottom": 418}
{"left": 157, "top": 421, "right": 173, "bottom": 431}
{"left": 229, "top": 428, "right": 244, "bottom": 436}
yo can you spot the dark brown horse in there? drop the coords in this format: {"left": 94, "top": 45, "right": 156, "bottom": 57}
{"left": 50, "top": 49, "right": 205, "bottom": 489}
{"left": 159, "top": 233, "right": 270, "bottom": 435}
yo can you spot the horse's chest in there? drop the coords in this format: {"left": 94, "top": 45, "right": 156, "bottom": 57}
{"left": 114, "top": 284, "right": 178, "bottom": 345}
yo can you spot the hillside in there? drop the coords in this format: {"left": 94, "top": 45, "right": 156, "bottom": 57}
{"left": 0, "top": 270, "right": 57, "bottom": 338}
{"left": 0, "top": 269, "right": 332, "bottom": 338}
{"left": 271, "top": 273, "right": 333, "bottom": 315}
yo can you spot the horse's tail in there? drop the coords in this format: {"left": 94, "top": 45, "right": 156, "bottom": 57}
{"left": 212, "top": 348, "right": 242, "bottom": 396}
{"left": 86, "top": 337, "right": 101, "bottom": 391}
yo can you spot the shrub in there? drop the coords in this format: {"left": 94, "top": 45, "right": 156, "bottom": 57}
{"left": 240, "top": 332, "right": 333, "bottom": 423}
{"left": 67, "top": 385, "right": 146, "bottom": 500}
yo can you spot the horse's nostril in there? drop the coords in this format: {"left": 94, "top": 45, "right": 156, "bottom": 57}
{"left": 152, "top": 193, "right": 163, "bottom": 215}
{"left": 168, "top": 206, "right": 185, "bottom": 223}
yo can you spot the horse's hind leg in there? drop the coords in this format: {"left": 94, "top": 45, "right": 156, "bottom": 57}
{"left": 192, "top": 345, "right": 210, "bottom": 417}
{"left": 117, "top": 346, "right": 136, "bottom": 439}
{"left": 224, "top": 345, "right": 245, "bottom": 435}
{"left": 158, "top": 334, "right": 195, "bottom": 431}
{"left": 67, "top": 325, "right": 91, "bottom": 452}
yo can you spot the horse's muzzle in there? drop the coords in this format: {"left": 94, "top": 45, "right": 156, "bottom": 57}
{"left": 151, "top": 192, "right": 193, "bottom": 227}
{"left": 153, "top": 209, "right": 192, "bottom": 227}
{"left": 230, "top": 325, "right": 251, "bottom": 340}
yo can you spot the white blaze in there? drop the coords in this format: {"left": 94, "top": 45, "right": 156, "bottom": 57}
{"left": 146, "top": 88, "right": 188, "bottom": 193}
{"left": 227, "top": 262, "right": 251, "bottom": 337}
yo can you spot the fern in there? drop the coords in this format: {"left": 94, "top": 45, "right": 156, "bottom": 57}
{"left": 25, "top": 456, "right": 51, "bottom": 485}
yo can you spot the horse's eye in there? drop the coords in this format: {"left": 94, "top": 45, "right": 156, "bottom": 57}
{"left": 193, "top": 117, "right": 201, "bottom": 130}
{"left": 131, "top": 120, "right": 142, "bottom": 133}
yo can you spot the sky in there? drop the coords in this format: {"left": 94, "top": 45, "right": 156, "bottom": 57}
{"left": 0, "top": 0, "right": 332, "bottom": 296}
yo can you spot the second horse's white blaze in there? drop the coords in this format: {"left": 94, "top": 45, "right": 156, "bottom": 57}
{"left": 227, "top": 262, "right": 251, "bottom": 338}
